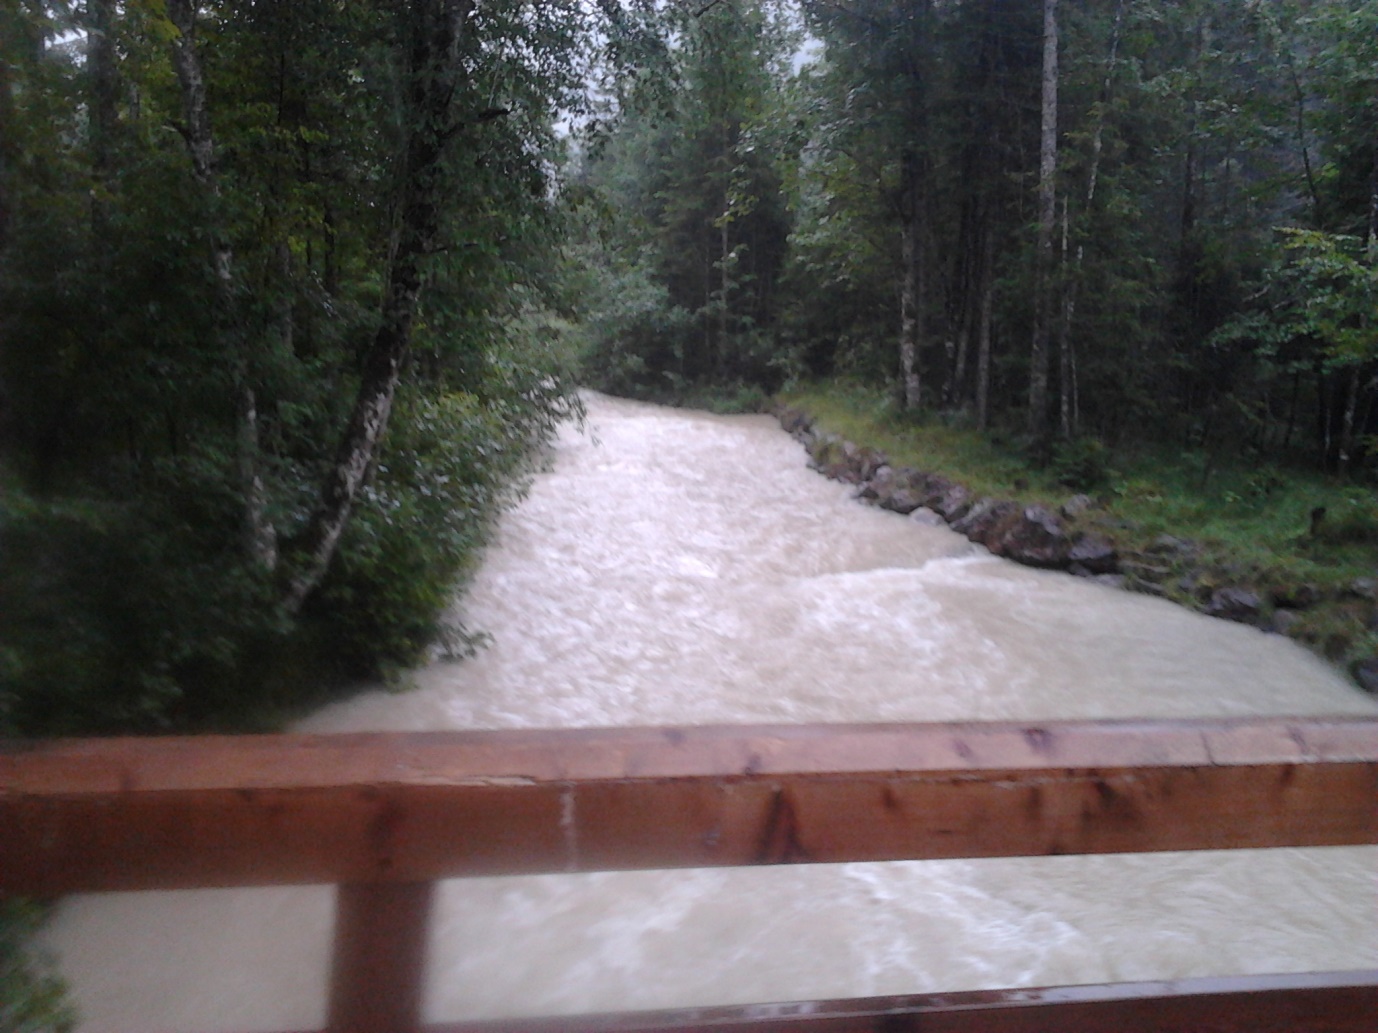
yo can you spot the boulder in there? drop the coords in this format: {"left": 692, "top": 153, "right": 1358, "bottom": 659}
{"left": 1269, "top": 583, "right": 1322, "bottom": 609}
{"left": 850, "top": 445, "right": 889, "bottom": 484}
{"left": 909, "top": 507, "right": 946, "bottom": 527}
{"left": 1148, "top": 533, "right": 1198, "bottom": 558}
{"left": 1347, "top": 576, "right": 1378, "bottom": 601}
{"left": 1067, "top": 533, "right": 1118, "bottom": 574}
{"left": 1270, "top": 608, "right": 1303, "bottom": 635}
{"left": 859, "top": 466, "right": 926, "bottom": 514}
{"left": 950, "top": 499, "right": 1020, "bottom": 546}
{"left": 985, "top": 505, "right": 1073, "bottom": 568}
{"left": 855, "top": 465, "right": 894, "bottom": 502}
{"left": 1352, "top": 656, "right": 1378, "bottom": 695}
{"left": 1204, "top": 586, "right": 1264, "bottom": 624}
{"left": 1070, "top": 568, "right": 1126, "bottom": 589}
{"left": 776, "top": 407, "right": 813, "bottom": 438}
{"left": 878, "top": 486, "right": 925, "bottom": 515}
{"left": 931, "top": 483, "right": 973, "bottom": 522}
{"left": 1060, "top": 494, "right": 1095, "bottom": 518}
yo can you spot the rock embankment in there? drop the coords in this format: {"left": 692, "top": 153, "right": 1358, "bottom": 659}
{"left": 775, "top": 404, "right": 1378, "bottom": 693}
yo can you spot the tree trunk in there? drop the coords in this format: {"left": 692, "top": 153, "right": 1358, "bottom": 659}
{"left": 1028, "top": 0, "right": 1058, "bottom": 447}
{"left": 898, "top": 150, "right": 922, "bottom": 411}
{"left": 87, "top": 0, "right": 118, "bottom": 238}
{"left": 283, "top": 0, "right": 475, "bottom": 614}
{"left": 976, "top": 229, "right": 995, "bottom": 432}
{"left": 0, "top": 13, "right": 17, "bottom": 255}
{"left": 1059, "top": 0, "right": 1123, "bottom": 442}
{"left": 1338, "top": 365, "right": 1360, "bottom": 477}
{"left": 167, "top": 0, "right": 278, "bottom": 572}
{"left": 1058, "top": 196, "right": 1073, "bottom": 439}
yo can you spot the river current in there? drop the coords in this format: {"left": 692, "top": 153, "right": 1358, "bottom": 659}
{"left": 43, "top": 393, "right": 1378, "bottom": 1030}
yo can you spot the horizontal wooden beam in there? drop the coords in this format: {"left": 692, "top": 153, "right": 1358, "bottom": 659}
{"left": 3, "top": 717, "right": 1376, "bottom": 895}
{"left": 423, "top": 970, "right": 1378, "bottom": 1033}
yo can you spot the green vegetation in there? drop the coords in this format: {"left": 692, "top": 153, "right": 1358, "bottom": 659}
{"left": 0, "top": 0, "right": 650, "bottom": 737}
{"left": 573, "top": 0, "right": 1378, "bottom": 474}
{"left": 0, "top": 901, "right": 75, "bottom": 1033}
{"left": 784, "top": 380, "right": 1378, "bottom": 671}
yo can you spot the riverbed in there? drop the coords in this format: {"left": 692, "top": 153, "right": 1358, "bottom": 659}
{"left": 43, "top": 393, "right": 1378, "bottom": 1031}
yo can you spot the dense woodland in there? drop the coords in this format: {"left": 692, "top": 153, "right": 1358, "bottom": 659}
{"left": 1, "top": 0, "right": 1376, "bottom": 739}
{"left": 579, "top": 0, "right": 1378, "bottom": 463}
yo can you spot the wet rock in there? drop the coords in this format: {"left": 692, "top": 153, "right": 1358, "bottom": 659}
{"left": 1352, "top": 656, "right": 1378, "bottom": 695}
{"left": 878, "top": 486, "right": 925, "bottom": 516}
{"left": 1147, "top": 534, "right": 1198, "bottom": 558}
{"left": 1270, "top": 608, "right": 1303, "bottom": 635}
{"left": 855, "top": 465, "right": 894, "bottom": 502}
{"left": 1073, "top": 570, "right": 1126, "bottom": 589}
{"left": 986, "top": 506, "right": 1072, "bottom": 569}
{"left": 1067, "top": 534, "right": 1117, "bottom": 575}
{"left": 1119, "top": 557, "right": 1172, "bottom": 583}
{"left": 851, "top": 445, "right": 888, "bottom": 484}
{"left": 776, "top": 407, "right": 813, "bottom": 438}
{"left": 1347, "top": 576, "right": 1378, "bottom": 601}
{"left": 1269, "top": 583, "right": 1323, "bottom": 609}
{"left": 909, "top": 507, "right": 946, "bottom": 527}
{"left": 1060, "top": 494, "right": 1095, "bottom": 518}
{"left": 931, "top": 483, "right": 973, "bottom": 523}
{"left": 950, "top": 498, "right": 1018, "bottom": 544}
{"left": 1204, "top": 586, "right": 1264, "bottom": 624}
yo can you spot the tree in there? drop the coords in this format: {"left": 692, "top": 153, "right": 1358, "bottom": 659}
{"left": 0, "top": 0, "right": 604, "bottom": 732}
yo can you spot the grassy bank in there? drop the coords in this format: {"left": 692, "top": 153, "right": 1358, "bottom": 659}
{"left": 779, "top": 382, "right": 1378, "bottom": 684}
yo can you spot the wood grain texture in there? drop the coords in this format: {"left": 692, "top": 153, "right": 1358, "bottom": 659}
{"left": 424, "top": 970, "right": 1378, "bottom": 1033}
{"left": 328, "top": 881, "right": 433, "bottom": 1033}
{"left": 3, "top": 717, "right": 1376, "bottom": 894}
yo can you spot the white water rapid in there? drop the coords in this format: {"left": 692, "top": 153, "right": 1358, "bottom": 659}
{"left": 42, "top": 393, "right": 1378, "bottom": 1031}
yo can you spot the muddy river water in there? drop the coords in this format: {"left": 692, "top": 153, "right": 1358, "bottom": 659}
{"left": 43, "top": 393, "right": 1378, "bottom": 1030}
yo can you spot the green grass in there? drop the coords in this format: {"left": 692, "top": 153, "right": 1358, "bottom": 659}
{"left": 780, "top": 381, "right": 1378, "bottom": 668}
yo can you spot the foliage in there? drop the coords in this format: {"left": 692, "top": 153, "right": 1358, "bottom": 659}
{"left": 0, "top": 900, "right": 76, "bottom": 1033}
{"left": 0, "top": 0, "right": 603, "bottom": 734}
{"left": 571, "top": 0, "right": 797, "bottom": 399}
{"left": 570, "top": 0, "right": 1377, "bottom": 484}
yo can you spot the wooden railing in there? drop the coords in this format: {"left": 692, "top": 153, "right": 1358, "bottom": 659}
{"left": 3, "top": 716, "right": 1377, "bottom": 1032}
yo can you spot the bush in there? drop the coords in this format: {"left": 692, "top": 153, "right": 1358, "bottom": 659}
{"left": 1053, "top": 437, "right": 1112, "bottom": 490}
{"left": 0, "top": 900, "right": 76, "bottom": 1033}
{"left": 307, "top": 390, "right": 525, "bottom": 678}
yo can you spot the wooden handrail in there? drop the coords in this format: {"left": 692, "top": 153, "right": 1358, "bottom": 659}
{"left": 3, "top": 716, "right": 1377, "bottom": 1032}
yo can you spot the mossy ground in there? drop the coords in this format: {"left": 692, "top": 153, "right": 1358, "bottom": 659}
{"left": 779, "top": 381, "right": 1378, "bottom": 676}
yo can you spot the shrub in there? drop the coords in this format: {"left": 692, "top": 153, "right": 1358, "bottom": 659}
{"left": 1053, "top": 437, "right": 1112, "bottom": 490}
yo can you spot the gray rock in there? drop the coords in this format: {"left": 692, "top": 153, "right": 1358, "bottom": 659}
{"left": 776, "top": 407, "right": 812, "bottom": 437}
{"left": 1060, "top": 494, "right": 1095, "bottom": 518}
{"left": 1270, "top": 608, "right": 1303, "bottom": 635}
{"left": 986, "top": 505, "right": 1072, "bottom": 569}
{"left": 855, "top": 465, "right": 895, "bottom": 502}
{"left": 950, "top": 499, "right": 1019, "bottom": 544}
{"left": 1352, "top": 656, "right": 1378, "bottom": 694}
{"left": 932, "top": 483, "right": 973, "bottom": 522}
{"left": 1067, "top": 534, "right": 1117, "bottom": 574}
{"left": 878, "top": 487, "right": 925, "bottom": 515}
{"left": 1148, "top": 533, "right": 1198, "bottom": 557}
{"left": 1205, "top": 586, "right": 1264, "bottom": 624}
{"left": 1348, "top": 576, "right": 1378, "bottom": 601}
{"left": 909, "top": 507, "right": 947, "bottom": 527}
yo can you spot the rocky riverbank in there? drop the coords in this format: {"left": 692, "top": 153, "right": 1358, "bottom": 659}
{"left": 775, "top": 404, "right": 1378, "bottom": 694}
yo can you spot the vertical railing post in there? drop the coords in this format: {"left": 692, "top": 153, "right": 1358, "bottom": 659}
{"left": 328, "top": 881, "right": 434, "bottom": 1033}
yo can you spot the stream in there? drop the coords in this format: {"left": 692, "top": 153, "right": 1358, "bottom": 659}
{"left": 42, "top": 393, "right": 1378, "bottom": 1031}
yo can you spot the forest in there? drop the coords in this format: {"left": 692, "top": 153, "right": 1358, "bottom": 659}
{"left": 0, "top": 2, "right": 1375, "bottom": 1024}
{"left": 1, "top": 0, "right": 1376, "bottom": 741}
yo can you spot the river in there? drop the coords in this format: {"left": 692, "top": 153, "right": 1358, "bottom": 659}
{"left": 42, "top": 393, "right": 1378, "bottom": 1031}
